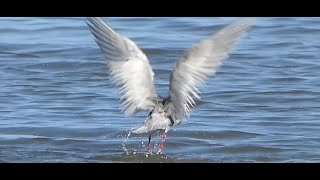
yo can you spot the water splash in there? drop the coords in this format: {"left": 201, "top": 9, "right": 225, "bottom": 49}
{"left": 121, "top": 130, "right": 131, "bottom": 156}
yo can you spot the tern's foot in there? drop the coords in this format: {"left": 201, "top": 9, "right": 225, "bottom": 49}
{"left": 146, "top": 144, "right": 153, "bottom": 156}
{"left": 157, "top": 133, "right": 166, "bottom": 154}
{"left": 156, "top": 143, "right": 164, "bottom": 154}
{"left": 146, "top": 150, "right": 153, "bottom": 157}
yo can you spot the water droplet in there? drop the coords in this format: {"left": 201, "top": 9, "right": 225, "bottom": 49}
{"left": 122, "top": 146, "right": 129, "bottom": 156}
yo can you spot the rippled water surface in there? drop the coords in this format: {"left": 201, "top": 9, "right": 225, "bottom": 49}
{"left": 0, "top": 17, "right": 319, "bottom": 163}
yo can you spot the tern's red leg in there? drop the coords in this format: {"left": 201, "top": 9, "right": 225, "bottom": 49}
{"left": 157, "top": 132, "right": 167, "bottom": 154}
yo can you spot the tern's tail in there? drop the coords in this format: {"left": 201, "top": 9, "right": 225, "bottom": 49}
{"left": 131, "top": 119, "right": 171, "bottom": 134}
{"left": 131, "top": 125, "right": 149, "bottom": 134}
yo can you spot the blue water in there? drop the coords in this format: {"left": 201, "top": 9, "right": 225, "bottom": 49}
{"left": 0, "top": 17, "right": 319, "bottom": 163}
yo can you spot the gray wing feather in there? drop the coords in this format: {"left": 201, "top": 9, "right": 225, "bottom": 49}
{"left": 167, "top": 18, "right": 254, "bottom": 124}
{"left": 87, "top": 17, "right": 158, "bottom": 116}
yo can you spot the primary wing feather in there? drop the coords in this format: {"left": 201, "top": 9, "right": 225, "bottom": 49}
{"left": 166, "top": 18, "right": 254, "bottom": 124}
{"left": 87, "top": 17, "right": 158, "bottom": 116}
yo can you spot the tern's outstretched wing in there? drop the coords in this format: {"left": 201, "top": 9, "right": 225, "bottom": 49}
{"left": 166, "top": 18, "right": 254, "bottom": 124}
{"left": 87, "top": 17, "right": 159, "bottom": 116}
